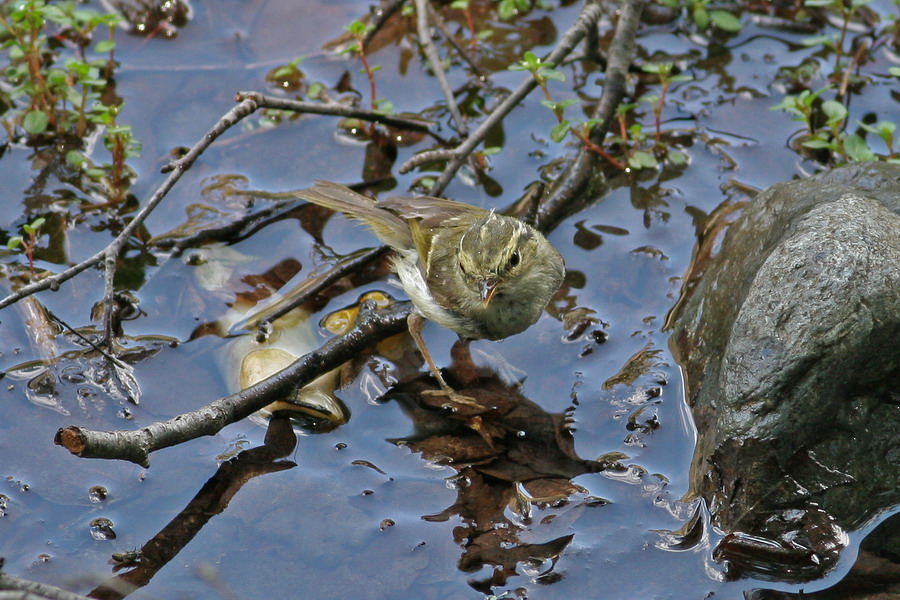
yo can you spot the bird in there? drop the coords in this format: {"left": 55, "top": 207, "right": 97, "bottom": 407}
{"left": 298, "top": 181, "right": 566, "bottom": 403}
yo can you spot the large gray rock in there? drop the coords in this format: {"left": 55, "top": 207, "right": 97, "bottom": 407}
{"left": 670, "top": 162, "right": 900, "bottom": 584}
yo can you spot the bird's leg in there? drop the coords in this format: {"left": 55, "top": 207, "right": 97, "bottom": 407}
{"left": 407, "top": 313, "right": 480, "bottom": 407}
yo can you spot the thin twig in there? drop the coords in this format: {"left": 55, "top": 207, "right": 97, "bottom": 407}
{"left": 399, "top": 148, "right": 458, "bottom": 173}
{"left": 232, "top": 92, "right": 443, "bottom": 141}
{"left": 414, "top": 0, "right": 468, "bottom": 136}
{"left": 424, "top": 0, "right": 606, "bottom": 197}
{"left": 536, "top": 0, "right": 645, "bottom": 233}
{"left": 0, "top": 573, "right": 94, "bottom": 600}
{"left": 55, "top": 300, "right": 412, "bottom": 467}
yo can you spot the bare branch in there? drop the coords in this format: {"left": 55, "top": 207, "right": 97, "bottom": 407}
{"left": 233, "top": 91, "right": 441, "bottom": 140}
{"left": 0, "top": 573, "right": 94, "bottom": 600}
{"left": 414, "top": 0, "right": 468, "bottom": 136}
{"left": 55, "top": 300, "right": 412, "bottom": 467}
{"left": 536, "top": 0, "right": 645, "bottom": 233}
{"left": 425, "top": 1, "right": 606, "bottom": 197}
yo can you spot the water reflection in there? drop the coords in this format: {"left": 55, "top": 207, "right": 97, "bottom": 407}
{"left": 384, "top": 341, "right": 613, "bottom": 592}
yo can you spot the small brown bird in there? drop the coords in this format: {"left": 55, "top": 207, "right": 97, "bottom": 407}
{"left": 299, "top": 181, "right": 566, "bottom": 400}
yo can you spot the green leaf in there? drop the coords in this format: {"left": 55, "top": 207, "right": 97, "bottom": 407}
{"left": 94, "top": 40, "right": 115, "bottom": 53}
{"left": 498, "top": 0, "right": 516, "bottom": 20}
{"left": 709, "top": 10, "right": 741, "bottom": 32}
{"left": 450, "top": 0, "right": 469, "bottom": 8}
{"left": 692, "top": 6, "right": 710, "bottom": 30}
{"left": 345, "top": 20, "right": 370, "bottom": 37}
{"left": 550, "top": 120, "right": 571, "bottom": 143}
{"left": 23, "top": 110, "right": 49, "bottom": 134}
{"left": 481, "top": 146, "right": 502, "bottom": 156}
{"left": 889, "top": 67, "right": 900, "bottom": 77}
{"left": 629, "top": 151, "right": 658, "bottom": 169}
{"left": 66, "top": 150, "right": 85, "bottom": 167}
{"left": 804, "top": 0, "right": 834, "bottom": 6}
{"left": 802, "top": 137, "right": 834, "bottom": 149}
{"left": 540, "top": 68, "right": 565, "bottom": 82}
{"left": 307, "top": 82, "right": 323, "bottom": 99}
{"left": 821, "top": 100, "right": 847, "bottom": 125}
{"left": 668, "top": 151, "right": 689, "bottom": 166}
{"left": 842, "top": 134, "right": 875, "bottom": 161}
{"left": 802, "top": 34, "right": 835, "bottom": 48}
{"left": 7, "top": 236, "right": 23, "bottom": 250}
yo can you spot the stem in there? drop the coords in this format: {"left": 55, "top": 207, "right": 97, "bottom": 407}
{"left": 655, "top": 81, "right": 668, "bottom": 148}
{"left": 357, "top": 45, "right": 378, "bottom": 113}
{"left": 465, "top": 4, "right": 476, "bottom": 50}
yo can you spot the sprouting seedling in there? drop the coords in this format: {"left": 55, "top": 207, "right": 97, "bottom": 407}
{"left": 343, "top": 20, "right": 380, "bottom": 114}
{"left": 8, "top": 217, "right": 46, "bottom": 277}
{"left": 640, "top": 62, "right": 691, "bottom": 150}
{"left": 802, "top": 0, "right": 874, "bottom": 82}
{"left": 510, "top": 51, "right": 624, "bottom": 168}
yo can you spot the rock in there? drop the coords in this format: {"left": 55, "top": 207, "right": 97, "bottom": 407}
{"left": 670, "top": 162, "right": 900, "bottom": 583}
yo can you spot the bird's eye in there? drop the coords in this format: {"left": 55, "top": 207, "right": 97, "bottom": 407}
{"left": 508, "top": 251, "right": 520, "bottom": 268}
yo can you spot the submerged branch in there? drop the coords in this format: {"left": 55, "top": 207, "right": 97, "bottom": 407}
{"left": 55, "top": 301, "right": 411, "bottom": 467}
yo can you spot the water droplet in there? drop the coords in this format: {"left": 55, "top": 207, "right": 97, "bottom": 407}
{"left": 89, "top": 486, "right": 108, "bottom": 503}
{"left": 89, "top": 517, "right": 116, "bottom": 541}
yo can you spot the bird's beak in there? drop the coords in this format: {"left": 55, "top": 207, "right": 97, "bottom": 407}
{"left": 479, "top": 278, "right": 498, "bottom": 308}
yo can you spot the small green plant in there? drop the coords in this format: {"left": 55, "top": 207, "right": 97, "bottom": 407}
{"left": 0, "top": 0, "right": 140, "bottom": 203}
{"left": 802, "top": 0, "right": 873, "bottom": 82}
{"left": 770, "top": 86, "right": 899, "bottom": 163}
{"left": 343, "top": 20, "right": 380, "bottom": 114}
{"left": 510, "top": 51, "right": 624, "bottom": 168}
{"left": 0, "top": 0, "right": 121, "bottom": 138}
{"left": 7, "top": 216, "right": 45, "bottom": 277}
{"left": 641, "top": 63, "right": 691, "bottom": 150}
{"left": 657, "top": 0, "right": 742, "bottom": 33}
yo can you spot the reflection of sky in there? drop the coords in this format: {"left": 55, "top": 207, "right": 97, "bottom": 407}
{"left": 0, "top": 0, "right": 898, "bottom": 597}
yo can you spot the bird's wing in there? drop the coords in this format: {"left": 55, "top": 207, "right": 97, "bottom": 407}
{"left": 379, "top": 195, "right": 488, "bottom": 229}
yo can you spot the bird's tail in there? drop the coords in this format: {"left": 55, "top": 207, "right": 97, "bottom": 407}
{"left": 298, "top": 181, "right": 412, "bottom": 249}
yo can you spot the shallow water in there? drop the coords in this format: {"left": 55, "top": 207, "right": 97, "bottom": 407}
{"left": 0, "top": 0, "right": 896, "bottom": 598}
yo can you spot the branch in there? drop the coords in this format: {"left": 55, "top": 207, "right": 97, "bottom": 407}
{"left": 233, "top": 92, "right": 442, "bottom": 141}
{"left": 88, "top": 415, "right": 298, "bottom": 600}
{"left": 414, "top": 0, "right": 468, "bottom": 136}
{"left": 536, "top": 0, "right": 645, "bottom": 233}
{"left": 0, "top": 572, "right": 94, "bottom": 600}
{"left": 54, "top": 300, "right": 412, "bottom": 467}
{"left": 0, "top": 97, "right": 262, "bottom": 318}
{"left": 419, "top": 0, "right": 606, "bottom": 197}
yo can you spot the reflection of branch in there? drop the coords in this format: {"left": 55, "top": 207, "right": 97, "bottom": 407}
{"left": 414, "top": 0, "right": 468, "bottom": 136}
{"left": 536, "top": 0, "right": 645, "bottom": 233}
{"left": 55, "top": 301, "right": 411, "bottom": 467}
{"left": 411, "top": 1, "right": 606, "bottom": 197}
{"left": 88, "top": 415, "right": 297, "bottom": 600}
